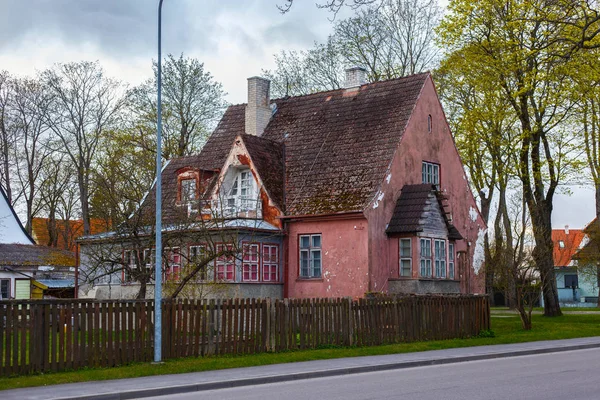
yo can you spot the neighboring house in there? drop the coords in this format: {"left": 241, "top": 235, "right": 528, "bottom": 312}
{"left": 78, "top": 68, "right": 486, "bottom": 300}
{"left": 0, "top": 186, "right": 76, "bottom": 300}
{"left": 552, "top": 225, "right": 599, "bottom": 306}
{"left": 32, "top": 217, "right": 109, "bottom": 252}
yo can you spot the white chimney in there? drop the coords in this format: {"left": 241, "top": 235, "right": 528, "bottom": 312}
{"left": 245, "top": 77, "right": 271, "bottom": 136}
{"left": 344, "top": 67, "right": 367, "bottom": 89}
{"left": 565, "top": 225, "right": 569, "bottom": 235}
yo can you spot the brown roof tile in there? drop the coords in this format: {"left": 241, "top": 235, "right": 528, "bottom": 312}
{"left": 240, "top": 134, "right": 285, "bottom": 210}
{"left": 0, "top": 243, "right": 76, "bottom": 267}
{"left": 137, "top": 73, "right": 430, "bottom": 219}
{"left": 386, "top": 184, "right": 462, "bottom": 240}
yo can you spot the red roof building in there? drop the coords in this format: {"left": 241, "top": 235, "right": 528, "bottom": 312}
{"left": 78, "top": 68, "right": 486, "bottom": 299}
{"left": 552, "top": 227, "right": 586, "bottom": 267}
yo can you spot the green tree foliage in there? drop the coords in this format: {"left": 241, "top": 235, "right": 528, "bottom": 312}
{"left": 438, "top": 0, "right": 600, "bottom": 317}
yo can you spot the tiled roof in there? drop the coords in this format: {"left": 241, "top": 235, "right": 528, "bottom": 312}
{"left": 137, "top": 73, "right": 429, "bottom": 219}
{"left": 240, "top": 134, "right": 285, "bottom": 210}
{"left": 264, "top": 73, "right": 429, "bottom": 215}
{"left": 552, "top": 228, "right": 585, "bottom": 267}
{"left": 0, "top": 243, "right": 76, "bottom": 267}
{"left": 386, "top": 184, "right": 462, "bottom": 240}
{"left": 32, "top": 218, "right": 109, "bottom": 251}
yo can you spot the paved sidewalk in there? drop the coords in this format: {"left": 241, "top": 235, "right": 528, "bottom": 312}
{"left": 4, "top": 337, "right": 600, "bottom": 400}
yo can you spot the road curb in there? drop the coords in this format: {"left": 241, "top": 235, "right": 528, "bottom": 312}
{"left": 54, "top": 341, "right": 600, "bottom": 400}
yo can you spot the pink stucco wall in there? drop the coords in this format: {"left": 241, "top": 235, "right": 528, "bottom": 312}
{"left": 363, "top": 75, "right": 486, "bottom": 294}
{"left": 286, "top": 216, "right": 369, "bottom": 299}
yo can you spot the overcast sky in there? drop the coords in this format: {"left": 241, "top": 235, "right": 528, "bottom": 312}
{"left": 0, "top": 0, "right": 593, "bottom": 228}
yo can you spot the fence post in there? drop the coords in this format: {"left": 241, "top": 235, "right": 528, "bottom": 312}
{"left": 264, "top": 298, "right": 271, "bottom": 352}
{"left": 346, "top": 297, "right": 353, "bottom": 346}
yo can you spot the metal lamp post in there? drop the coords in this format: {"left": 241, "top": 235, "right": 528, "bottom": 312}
{"left": 154, "top": 0, "right": 164, "bottom": 364}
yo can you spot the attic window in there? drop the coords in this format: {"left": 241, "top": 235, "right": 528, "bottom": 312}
{"left": 558, "top": 240, "right": 565, "bottom": 248}
{"left": 181, "top": 179, "right": 197, "bottom": 202}
{"left": 225, "top": 169, "right": 258, "bottom": 216}
{"left": 427, "top": 115, "right": 432, "bottom": 133}
{"left": 177, "top": 169, "right": 200, "bottom": 204}
{"left": 422, "top": 161, "right": 440, "bottom": 187}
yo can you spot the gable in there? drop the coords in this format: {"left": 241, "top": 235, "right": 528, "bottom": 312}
{"left": 552, "top": 229, "right": 585, "bottom": 267}
{"left": 0, "top": 186, "right": 34, "bottom": 244}
{"left": 210, "top": 135, "right": 284, "bottom": 227}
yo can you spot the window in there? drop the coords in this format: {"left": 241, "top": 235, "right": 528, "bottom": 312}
{"left": 422, "top": 162, "right": 440, "bottom": 186}
{"left": 420, "top": 239, "right": 432, "bottom": 277}
{"left": 558, "top": 240, "right": 565, "bottom": 248}
{"left": 189, "top": 245, "right": 207, "bottom": 280}
{"left": 300, "top": 234, "right": 322, "bottom": 278}
{"left": 263, "top": 245, "right": 279, "bottom": 282}
{"left": 226, "top": 170, "right": 258, "bottom": 215}
{"left": 0, "top": 279, "right": 10, "bottom": 300}
{"left": 164, "top": 247, "right": 181, "bottom": 281}
{"left": 434, "top": 240, "right": 446, "bottom": 278}
{"left": 216, "top": 244, "right": 235, "bottom": 281}
{"left": 180, "top": 178, "right": 197, "bottom": 202}
{"left": 427, "top": 114, "right": 432, "bottom": 133}
{"left": 564, "top": 274, "right": 578, "bottom": 288}
{"left": 242, "top": 243, "right": 260, "bottom": 282}
{"left": 449, "top": 243, "right": 455, "bottom": 279}
{"left": 399, "top": 239, "right": 412, "bottom": 277}
{"left": 122, "top": 250, "right": 138, "bottom": 283}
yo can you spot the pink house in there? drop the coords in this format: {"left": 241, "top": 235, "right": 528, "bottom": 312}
{"left": 78, "top": 67, "right": 485, "bottom": 299}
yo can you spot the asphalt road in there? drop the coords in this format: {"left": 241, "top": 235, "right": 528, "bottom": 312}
{"left": 143, "top": 348, "right": 600, "bottom": 400}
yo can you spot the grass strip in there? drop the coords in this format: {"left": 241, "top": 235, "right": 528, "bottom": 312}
{"left": 1, "top": 313, "right": 599, "bottom": 391}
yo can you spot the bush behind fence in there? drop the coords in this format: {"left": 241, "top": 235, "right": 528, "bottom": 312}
{"left": 0, "top": 294, "right": 490, "bottom": 376}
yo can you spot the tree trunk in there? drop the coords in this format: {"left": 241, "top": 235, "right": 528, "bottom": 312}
{"left": 77, "top": 165, "right": 91, "bottom": 235}
{"left": 531, "top": 205, "right": 562, "bottom": 317}
{"left": 137, "top": 279, "right": 147, "bottom": 300}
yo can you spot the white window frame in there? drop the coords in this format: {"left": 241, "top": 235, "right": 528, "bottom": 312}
{"left": 434, "top": 239, "right": 447, "bottom": 278}
{"left": 299, "top": 234, "right": 322, "bottom": 278}
{"left": 420, "top": 238, "right": 432, "bottom": 277}
{"left": 242, "top": 243, "right": 260, "bottom": 282}
{"left": 225, "top": 169, "right": 258, "bottom": 216}
{"left": 122, "top": 249, "right": 138, "bottom": 283}
{"left": 189, "top": 245, "right": 207, "bottom": 281}
{"left": 421, "top": 161, "right": 440, "bottom": 187}
{"left": 449, "top": 243, "right": 455, "bottom": 279}
{"left": 399, "top": 238, "right": 412, "bottom": 277}
{"left": 262, "top": 244, "right": 279, "bottom": 282}
{"left": 0, "top": 278, "right": 10, "bottom": 300}
{"left": 180, "top": 178, "right": 197, "bottom": 203}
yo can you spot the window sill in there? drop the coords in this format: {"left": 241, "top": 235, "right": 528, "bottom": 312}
{"left": 240, "top": 281, "right": 283, "bottom": 285}
{"left": 296, "top": 277, "right": 324, "bottom": 282}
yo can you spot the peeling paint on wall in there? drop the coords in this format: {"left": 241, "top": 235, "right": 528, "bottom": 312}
{"left": 472, "top": 228, "right": 486, "bottom": 274}
{"left": 372, "top": 191, "right": 385, "bottom": 209}
{"left": 469, "top": 206, "right": 478, "bottom": 222}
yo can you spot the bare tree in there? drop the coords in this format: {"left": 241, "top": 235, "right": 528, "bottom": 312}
{"left": 10, "top": 77, "right": 52, "bottom": 234}
{"left": 266, "top": 0, "right": 440, "bottom": 96}
{"left": 41, "top": 61, "right": 123, "bottom": 235}
{"left": 0, "top": 71, "right": 16, "bottom": 204}
{"left": 127, "top": 54, "right": 227, "bottom": 160}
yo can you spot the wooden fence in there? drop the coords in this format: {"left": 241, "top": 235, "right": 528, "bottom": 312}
{"left": 0, "top": 294, "right": 490, "bottom": 376}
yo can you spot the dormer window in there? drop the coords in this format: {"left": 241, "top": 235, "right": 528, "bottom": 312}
{"left": 224, "top": 169, "right": 259, "bottom": 217}
{"left": 181, "top": 179, "right": 197, "bottom": 202}
{"left": 177, "top": 168, "right": 200, "bottom": 204}
{"left": 558, "top": 240, "right": 565, "bottom": 248}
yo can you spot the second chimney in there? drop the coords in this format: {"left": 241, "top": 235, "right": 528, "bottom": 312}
{"left": 245, "top": 77, "right": 271, "bottom": 137}
{"left": 344, "top": 66, "right": 367, "bottom": 89}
